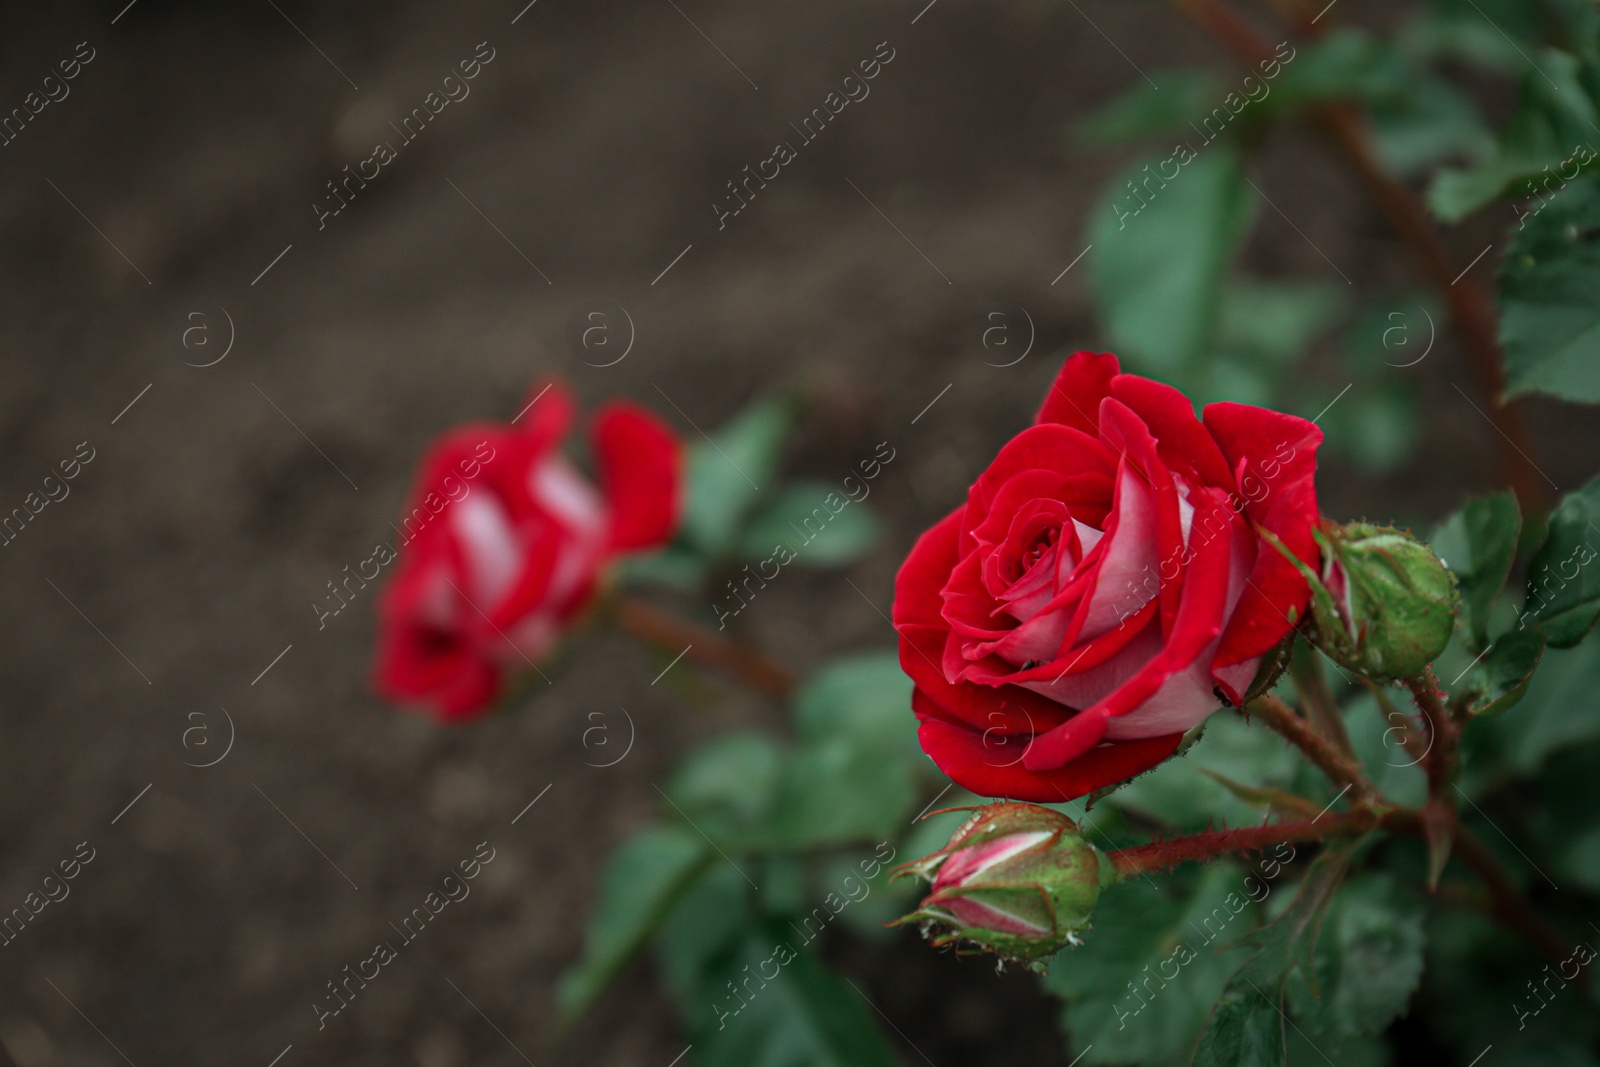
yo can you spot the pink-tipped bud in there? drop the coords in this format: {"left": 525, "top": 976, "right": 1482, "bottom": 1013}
{"left": 893, "top": 802, "right": 1111, "bottom": 962}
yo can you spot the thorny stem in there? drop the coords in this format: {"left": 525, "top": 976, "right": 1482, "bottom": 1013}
{"left": 612, "top": 596, "right": 797, "bottom": 701}
{"left": 1289, "top": 645, "right": 1356, "bottom": 757}
{"left": 1361, "top": 678, "right": 1432, "bottom": 769}
{"left": 1397, "top": 667, "right": 1469, "bottom": 888}
{"left": 1398, "top": 668, "right": 1574, "bottom": 976}
{"left": 1106, "top": 806, "right": 1583, "bottom": 982}
{"left": 1404, "top": 667, "right": 1460, "bottom": 805}
{"left": 1169, "top": 0, "right": 1551, "bottom": 511}
{"left": 1245, "top": 693, "right": 1379, "bottom": 805}
{"left": 1106, "top": 809, "right": 1385, "bottom": 879}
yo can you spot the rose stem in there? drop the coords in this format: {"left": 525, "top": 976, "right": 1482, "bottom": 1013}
{"left": 1360, "top": 678, "right": 1431, "bottom": 769}
{"left": 1423, "top": 661, "right": 1589, "bottom": 986}
{"left": 1106, "top": 808, "right": 1585, "bottom": 982}
{"left": 1168, "top": 0, "right": 1550, "bottom": 511}
{"left": 1395, "top": 666, "right": 1463, "bottom": 887}
{"left": 1289, "top": 643, "right": 1356, "bottom": 757}
{"left": 612, "top": 595, "right": 797, "bottom": 701}
{"left": 1105, "top": 809, "right": 1381, "bottom": 879}
{"left": 1244, "top": 693, "right": 1378, "bottom": 804}
{"left": 1403, "top": 667, "right": 1461, "bottom": 804}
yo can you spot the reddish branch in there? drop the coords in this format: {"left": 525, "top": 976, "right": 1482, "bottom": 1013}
{"left": 1246, "top": 693, "right": 1378, "bottom": 804}
{"left": 1170, "top": 0, "right": 1550, "bottom": 510}
{"left": 613, "top": 596, "right": 796, "bottom": 700}
{"left": 1106, "top": 809, "right": 1382, "bottom": 878}
{"left": 1362, "top": 679, "right": 1432, "bottom": 769}
{"left": 1404, "top": 668, "right": 1461, "bottom": 802}
{"left": 1110, "top": 755, "right": 1579, "bottom": 985}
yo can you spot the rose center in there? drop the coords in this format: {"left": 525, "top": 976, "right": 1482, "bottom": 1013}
{"left": 1020, "top": 526, "right": 1059, "bottom": 572}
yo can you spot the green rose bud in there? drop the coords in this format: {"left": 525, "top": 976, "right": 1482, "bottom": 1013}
{"left": 1267, "top": 520, "right": 1458, "bottom": 679}
{"left": 892, "top": 802, "right": 1112, "bottom": 963}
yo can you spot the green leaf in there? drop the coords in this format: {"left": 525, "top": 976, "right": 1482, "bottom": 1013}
{"left": 1413, "top": 0, "right": 1567, "bottom": 74}
{"left": 1044, "top": 863, "right": 1255, "bottom": 1066}
{"left": 815, "top": 846, "right": 916, "bottom": 943}
{"left": 615, "top": 545, "right": 709, "bottom": 593}
{"left": 658, "top": 872, "right": 898, "bottom": 1067}
{"left": 557, "top": 827, "right": 713, "bottom": 1022}
{"left": 692, "top": 928, "right": 900, "bottom": 1067}
{"left": 1430, "top": 51, "right": 1600, "bottom": 222}
{"left": 1465, "top": 630, "right": 1600, "bottom": 781}
{"left": 1499, "top": 174, "right": 1600, "bottom": 403}
{"left": 1463, "top": 627, "right": 1547, "bottom": 716}
{"left": 1278, "top": 875, "right": 1425, "bottom": 1065}
{"left": 1216, "top": 280, "right": 1344, "bottom": 370}
{"left": 657, "top": 866, "right": 758, "bottom": 1015}
{"left": 1296, "top": 873, "right": 1426, "bottom": 1039}
{"left": 791, "top": 652, "right": 915, "bottom": 758}
{"left": 1368, "top": 77, "right": 1493, "bottom": 178}
{"left": 682, "top": 397, "right": 795, "bottom": 556}
{"left": 763, "top": 740, "right": 918, "bottom": 850}
{"left": 1087, "top": 145, "right": 1255, "bottom": 376}
{"left": 1430, "top": 491, "right": 1522, "bottom": 648}
{"left": 1232, "top": 840, "right": 1357, "bottom": 997}
{"left": 1190, "top": 974, "right": 1287, "bottom": 1067}
{"left": 1271, "top": 29, "right": 1407, "bottom": 108}
{"left": 1522, "top": 474, "right": 1600, "bottom": 644}
{"left": 1191, "top": 841, "right": 1358, "bottom": 1067}
{"left": 1256, "top": 28, "right": 1490, "bottom": 176}
{"left": 1309, "top": 301, "right": 1426, "bottom": 471}
{"left": 666, "top": 733, "right": 785, "bottom": 844}
{"left": 738, "top": 481, "right": 882, "bottom": 567}
{"left": 1198, "top": 770, "right": 1321, "bottom": 820}
{"left": 664, "top": 668, "right": 921, "bottom": 854}
{"left": 1316, "top": 386, "right": 1421, "bottom": 476}
{"left": 1075, "top": 70, "right": 1227, "bottom": 144}
{"left": 1108, "top": 713, "right": 1318, "bottom": 833}
{"left": 723, "top": 652, "right": 923, "bottom": 850}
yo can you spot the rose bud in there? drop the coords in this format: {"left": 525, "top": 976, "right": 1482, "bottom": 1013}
{"left": 374, "top": 380, "right": 682, "bottom": 720}
{"left": 894, "top": 351, "right": 1322, "bottom": 801}
{"left": 893, "top": 802, "right": 1110, "bottom": 962}
{"left": 1273, "top": 520, "right": 1458, "bottom": 679}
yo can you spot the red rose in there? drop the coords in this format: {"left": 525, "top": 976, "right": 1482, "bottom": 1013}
{"left": 375, "top": 381, "right": 681, "bottom": 720}
{"left": 893, "top": 352, "right": 1322, "bottom": 801}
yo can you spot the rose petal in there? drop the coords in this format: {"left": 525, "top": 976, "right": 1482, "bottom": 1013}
{"left": 894, "top": 511, "right": 1075, "bottom": 734}
{"left": 1023, "top": 486, "right": 1236, "bottom": 771}
{"left": 1097, "top": 397, "right": 1187, "bottom": 634}
{"left": 592, "top": 401, "right": 682, "bottom": 552}
{"left": 1110, "top": 374, "right": 1234, "bottom": 489}
{"left": 915, "top": 710, "right": 1184, "bottom": 802}
{"left": 961, "top": 424, "right": 1114, "bottom": 553}
{"left": 1034, "top": 351, "right": 1121, "bottom": 434}
{"left": 1068, "top": 461, "right": 1162, "bottom": 642}
{"left": 971, "top": 470, "right": 1110, "bottom": 551}
{"left": 1202, "top": 402, "right": 1322, "bottom": 668}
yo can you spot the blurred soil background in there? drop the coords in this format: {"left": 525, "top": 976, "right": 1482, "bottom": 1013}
{"left": 0, "top": 0, "right": 1597, "bottom": 1064}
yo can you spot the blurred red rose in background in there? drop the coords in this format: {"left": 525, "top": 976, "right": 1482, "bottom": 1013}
{"left": 375, "top": 380, "right": 681, "bottom": 720}
{"left": 893, "top": 352, "right": 1322, "bottom": 801}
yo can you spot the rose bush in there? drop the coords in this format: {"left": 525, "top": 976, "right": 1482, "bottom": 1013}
{"left": 893, "top": 352, "right": 1323, "bottom": 800}
{"left": 375, "top": 381, "right": 681, "bottom": 720}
